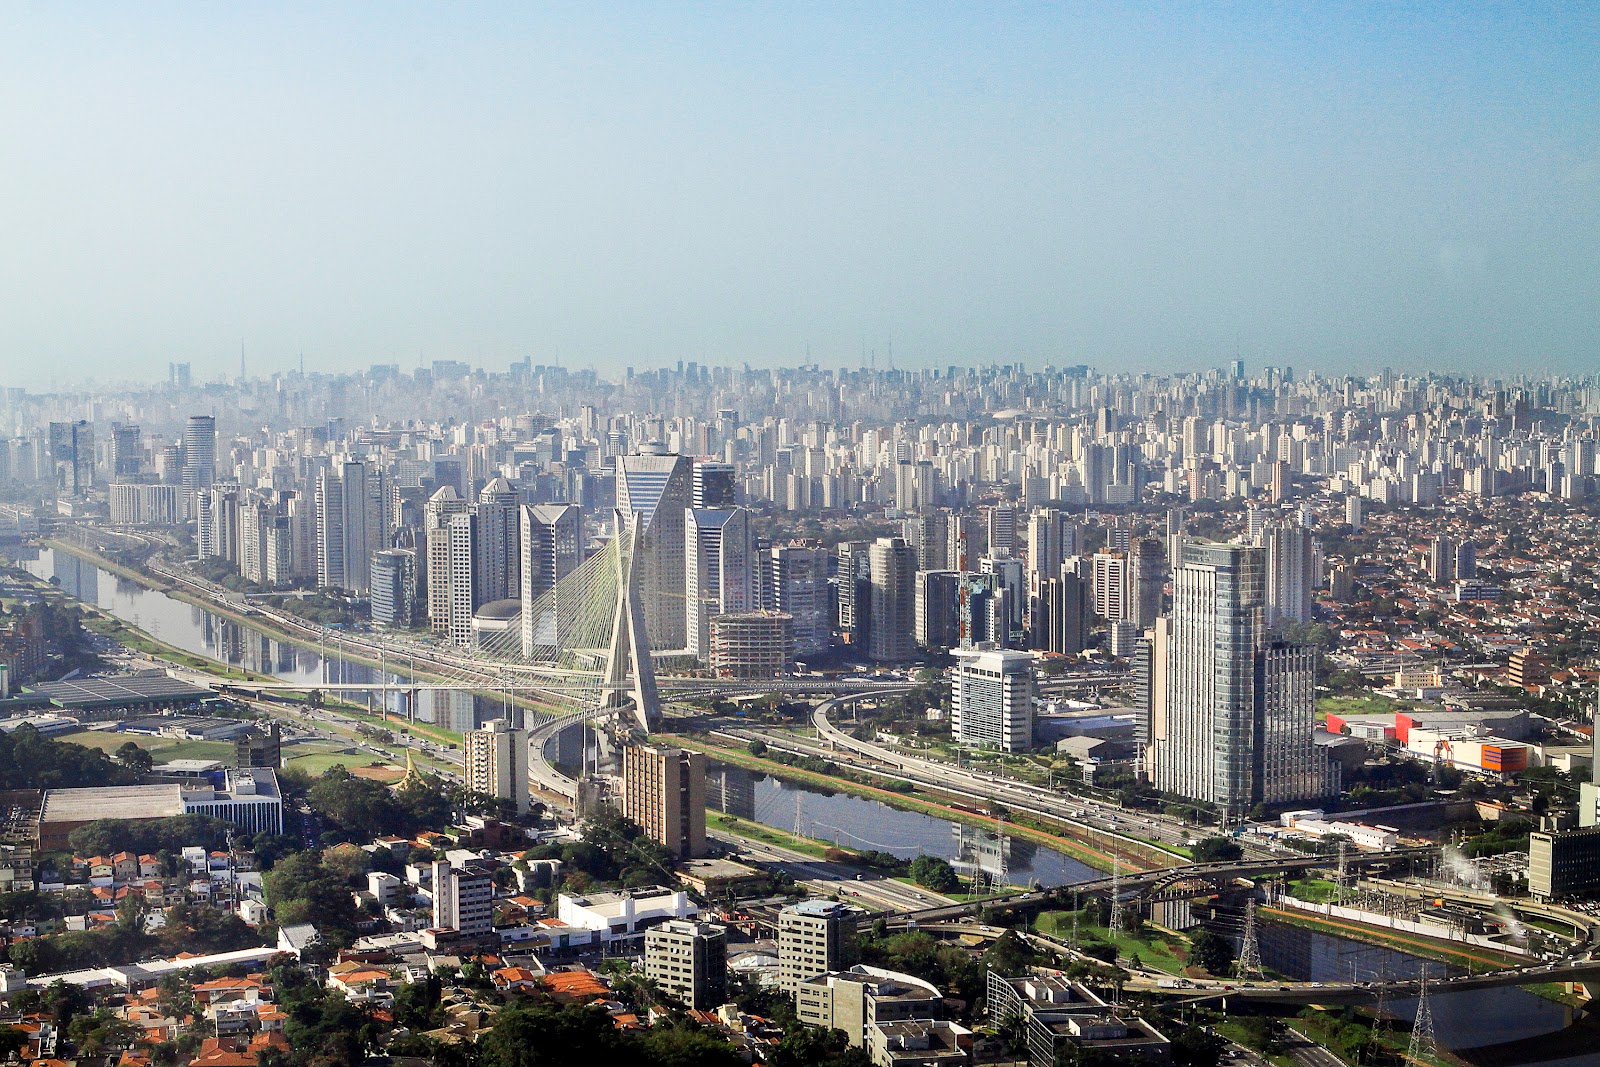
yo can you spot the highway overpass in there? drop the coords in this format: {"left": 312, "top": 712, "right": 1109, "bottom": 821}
{"left": 888, "top": 847, "right": 1437, "bottom": 925}
{"left": 1152, "top": 956, "right": 1600, "bottom": 1006}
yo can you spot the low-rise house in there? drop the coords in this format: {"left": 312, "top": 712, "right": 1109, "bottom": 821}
{"left": 372, "top": 836, "right": 413, "bottom": 858}
{"left": 277, "top": 923, "right": 320, "bottom": 955}
{"left": 192, "top": 975, "right": 271, "bottom": 1006}
{"left": 491, "top": 966, "right": 542, "bottom": 993}
{"left": 541, "top": 968, "right": 611, "bottom": 1005}
{"left": 117, "top": 1004, "right": 181, "bottom": 1043}
{"left": 367, "top": 871, "right": 404, "bottom": 906}
{"left": 188, "top": 1031, "right": 291, "bottom": 1067}
{"left": 326, "top": 962, "right": 398, "bottom": 1008}
{"left": 419, "top": 994, "right": 497, "bottom": 1045}
{"left": 674, "top": 858, "right": 767, "bottom": 899}
{"left": 208, "top": 992, "right": 271, "bottom": 1036}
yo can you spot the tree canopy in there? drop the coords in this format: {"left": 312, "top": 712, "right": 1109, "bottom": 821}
{"left": 262, "top": 851, "right": 360, "bottom": 947}
{"left": 907, "top": 855, "right": 960, "bottom": 893}
{"left": 0, "top": 726, "right": 139, "bottom": 791}
{"left": 1189, "top": 930, "right": 1235, "bottom": 976}
{"left": 68, "top": 814, "right": 234, "bottom": 859}
{"left": 1189, "top": 837, "right": 1243, "bottom": 863}
{"left": 477, "top": 1003, "right": 746, "bottom": 1067}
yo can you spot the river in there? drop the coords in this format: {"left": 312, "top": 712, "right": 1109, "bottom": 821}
{"left": 699, "top": 748, "right": 1589, "bottom": 1059}
{"left": 21, "top": 550, "right": 1595, "bottom": 1060}
{"left": 22, "top": 546, "right": 509, "bottom": 732}
{"left": 1253, "top": 920, "right": 1589, "bottom": 1066}
{"left": 703, "top": 760, "right": 1100, "bottom": 889}
{"left": 22, "top": 549, "right": 1096, "bottom": 890}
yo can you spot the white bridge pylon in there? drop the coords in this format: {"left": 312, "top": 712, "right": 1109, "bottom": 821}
{"left": 465, "top": 507, "right": 661, "bottom": 733}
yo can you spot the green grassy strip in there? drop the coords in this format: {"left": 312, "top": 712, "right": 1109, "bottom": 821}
{"left": 40, "top": 539, "right": 549, "bottom": 737}
{"left": 1285, "top": 877, "right": 1343, "bottom": 903}
{"left": 1263, "top": 906, "right": 1527, "bottom": 972}
{"left": 705, "top": 810, "right": 832, "bottom": 859}
{"left": 259, "top": 690, "right": 464, "bottom": 746}
{"left": 671, "top": 733, "right": 1134, "bottom": 875}
{"left": 1034, "top": 910, "right": 1193, "bottom": 976}
{"left": 903, "top": 880, "right": 998, "bottom": 904}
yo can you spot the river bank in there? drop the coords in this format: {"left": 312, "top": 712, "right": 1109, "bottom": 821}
{"left": 38, "top": 538, "right": 560, "bottom": 727}
{"left": 1264, "top": 903, "right": 1586, "bottom": 1009}
{"left": 1264, "top": 905, "right": 1532, "bottom": 973}
{"left": 674, "top": 732, "right": 1138, "bottom": 875}
{"left": 13, "top": 548, "right": 473, "bottom": 746}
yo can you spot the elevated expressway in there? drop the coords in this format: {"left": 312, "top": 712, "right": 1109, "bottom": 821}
{"left": 1128, "top": 957, "right": 1600, "bottom": 1006}
{"left": 797, "top": 693, "right": 1230, "bottom": 860}
{"left": 887, "top": 848, "right": 1438, "bottom": 925}
{"left": 514, "top": 682, "right": 1600, "bottom": 1015}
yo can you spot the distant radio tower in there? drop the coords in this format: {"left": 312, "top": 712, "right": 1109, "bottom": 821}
{"left": 1107, "top": 855, "right": 1123, "bottom": 936}
{"left": 1235, "top": 898, "right": 1264, "bottom": 980}
{"left": 1407, "top": 975, "right": 1437, "bottom": 1064}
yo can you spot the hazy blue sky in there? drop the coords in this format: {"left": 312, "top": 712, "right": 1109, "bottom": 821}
{"left": 2, "top": 3, "right": 1597, "bottom": 387}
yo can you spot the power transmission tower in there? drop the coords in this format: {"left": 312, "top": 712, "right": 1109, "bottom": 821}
{"left": 1337, "top": 839, "right": 1349, "bottom": 902}
{"left": 1364, "top": 969, "right": 1390, "bottom": 1065}
{"left": 1234, "top": 898, "right": 1264, "bottom": 980}
{"left": 1108, "top": 855, "right": 1123, "bottom": 936}
{"left": 1407, "top": 975, "right": 1437, "bottom": 1065}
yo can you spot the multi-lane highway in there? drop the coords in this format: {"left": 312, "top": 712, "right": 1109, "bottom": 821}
{"left": 811, "top": 696, "right": 1214, "bottom": 852}
{"left": 712, "top": 694, "right": 1235, "bottom": 861}
{"left": 726, "top": 718, "right": 1193, "bottom": 861}
{"left": 803, "top": 695, "right": 1321, "bottom": 863}
{"left": 714, "top": 831, "right": 955, "bottom": 912}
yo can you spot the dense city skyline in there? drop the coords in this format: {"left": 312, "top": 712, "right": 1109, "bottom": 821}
{"left": 5, "top": 8, "right": 1600, "bottom": 1064}
{"left": 5, "top": 304, "right": 1600, "bottom": 1066}
{"left": 5, "top": 4, "right": 1598, "bottom": 386}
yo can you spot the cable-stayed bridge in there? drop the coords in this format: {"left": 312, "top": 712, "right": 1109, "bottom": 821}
{"left": 226, "top": 511, "right": 662, "bottom": 736}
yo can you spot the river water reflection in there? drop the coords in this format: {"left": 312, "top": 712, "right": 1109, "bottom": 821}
{"left": 23, "top": 547, "right": 508, "bottom": 732}
{"left": 1256, "top": 920, "right": 1586, "bottom": 1065}
{"left": 705, "top": 761, "right": 1100, "bottom": 889}
{"left": 23, "top": 551, "right": 1592, "bottom": 1062}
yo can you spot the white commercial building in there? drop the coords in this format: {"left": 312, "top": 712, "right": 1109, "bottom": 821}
{"left": 556, "top": 886, "right": 698, "bottom": 943}
{"left": 951, "top": 646, "right": 1035, "bottom": 753}
{"left": 615, "top": 449, "right": 694, "bottom": 651}
{"left": 178, "top": 770, "right": 284, "bottom": 836}
{"left": 770, "top": 543, "right": 831, "bottom": 655}
{"left": 685, "top": 507, "right": 758, "bottom": 661}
